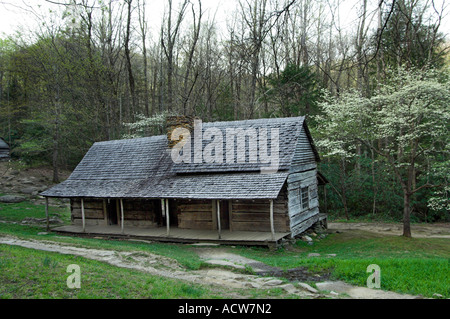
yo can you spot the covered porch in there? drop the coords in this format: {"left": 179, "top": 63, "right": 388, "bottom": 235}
{"left": 51, "top": 224, "right": 290, "bottom": 247}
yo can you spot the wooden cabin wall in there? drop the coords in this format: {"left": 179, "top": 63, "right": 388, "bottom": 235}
{"left": 71, "top": 198, "right": 160, "bottom": 227}
{"left": 121, "top": 199, "right": 159, "bottom": 227}
{"left": 177, "top": 199, "right": 213, "bottom": 229}
{"left": 0, "top": 149, "right": 9, "bottom": 159}
{"left": 287, "top": 124, "right": 321, "bottom": 237}
{"left": 230, "top": 189, "right": 290, "bottom": 232}
{"left": 71, "top": 198, "right": 105, "bottom": 226}
{"left": 287, "top": 169, "right": 320, "bottom": 237}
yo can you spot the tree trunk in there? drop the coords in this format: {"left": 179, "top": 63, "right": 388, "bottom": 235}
{"left": 125, "top": 0, "right": 136, "bottom": 120}
{"left": 402, "top": 191, "right": 412, "bottom": 237}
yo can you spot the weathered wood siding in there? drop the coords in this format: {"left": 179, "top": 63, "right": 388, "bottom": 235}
{"left": 230, "top": 188, "right": 290, "bottom": 232}
{"left": 286, "top": 125, "right": 320, "bottom": 237}
{"left": 121, "top": 199, "right": 159, "bottom": 227}
{"left": 0, "top": 149, "right": 9, "bottom": 159}
{"left": 177, "top": 199, "right": 214, "bottom": 229}
{"left": 290, "top": 126, "right": 317, "bottom": 172}
{"left": 71, "top": 198, "right": 159, "bottom": 227}
{"left": 71, "top": 198, "right": 106, "bottom": 226}
{"left": 287, "top": 169, "right": 320, "bottom": 237}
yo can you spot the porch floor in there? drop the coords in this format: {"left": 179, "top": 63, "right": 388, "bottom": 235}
{"left": 52, "top": 225, "right": 291, "bottom": 247}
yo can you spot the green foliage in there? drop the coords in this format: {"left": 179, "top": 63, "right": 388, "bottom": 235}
{"left": 267, "top": 63, "right": 322, "bottom": 118}
{"left": 315, "top": 67, "right": 450, "bottom": 222}
{"left": 122, "top": 112, "right": 169, "bottom": 138}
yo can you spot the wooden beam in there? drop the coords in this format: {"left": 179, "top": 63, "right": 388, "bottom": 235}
{"left": 217, "top": 200, "right": 221, "bottom": 239}
{"left": 270, "top": 199, "right": 275, "bottom": 240}
{"left": 81, "top": 198, "right": 86, "bottom": 233}
{"left": 120, "top": 198, "right": 124, "bottom": 234}
{"left": 211, "top": 200, "right": 217, "bottom": 230}
{"left": 45, "top": 197, "right": 49, "bottom": 232}
{"left": 161, "top": 198, "right": 165, "bottom": 218}
{"left": 228, "top": 200, "right": 232, "bottom": 232}
{"left": 165, "top": 199, "right": 170, "bottom": 236}
{"left": 103, "top": 199, "right": 107, "bottom": 225}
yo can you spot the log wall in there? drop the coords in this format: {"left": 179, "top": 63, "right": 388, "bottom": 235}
{"left": 287, "top": 169, "right": 320, "bottom": 237}
{"left": 71, "top": 198, "right": 160, "bottom": 227}
{"left": 177, "top": 199, "right": 213, "bottom": 229}
{"left": 121, "top": 199, "right": 159, "bottom": 227}
{"left": 230, "top": 188, "right": 290, "bottom": 232}
{"left": 71, "top": 198, "right": 106, "bottom": 226}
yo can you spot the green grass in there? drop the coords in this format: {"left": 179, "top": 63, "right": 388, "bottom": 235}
{"left": 231, "top": 232, "right": 450, "bottom": 298}
{"left": 0, "top": 200, "right": 71, "bottom": 224}
{"left": 0, "top": 244, "right": 216, "bottom": 299}
{"left": 1, "top": 200, "right": 449, "bottom": 298}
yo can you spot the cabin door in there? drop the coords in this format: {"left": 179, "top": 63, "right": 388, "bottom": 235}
{"left": 106, "top": 199, "right": 118, "bottom": 225}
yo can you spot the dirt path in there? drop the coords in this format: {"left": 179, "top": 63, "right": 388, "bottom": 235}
{"left": 328, "top": 222, "right": 450, "bottom": 238}
{"left": 0, "top": 235, "right": 421, "bottom": 299}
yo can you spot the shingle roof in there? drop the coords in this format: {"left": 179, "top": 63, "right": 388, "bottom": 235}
{"left": 41, "top": 116, "right": 317, "bottom": 199}
{"left": 0, "top": 138, "right": 9, "bottom": 149}
{"left": 172, "top": 117, "right": 305, "bottom": 173}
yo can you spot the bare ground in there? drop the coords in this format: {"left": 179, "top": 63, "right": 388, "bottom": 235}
{"left": 328, "top": 222, "right": 450, "bottom": 239}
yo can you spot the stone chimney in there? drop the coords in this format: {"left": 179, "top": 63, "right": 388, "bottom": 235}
{"left": 166, "top": 115, "right": 196, "bottom": 148}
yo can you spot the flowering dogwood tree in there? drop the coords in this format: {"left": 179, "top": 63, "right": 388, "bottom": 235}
{"left": 316, "top": 68, "right": 450, "bottom": 237}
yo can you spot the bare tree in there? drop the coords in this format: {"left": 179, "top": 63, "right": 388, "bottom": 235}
{"left": 161, "top": 0, "right": 190, "bottom": 113}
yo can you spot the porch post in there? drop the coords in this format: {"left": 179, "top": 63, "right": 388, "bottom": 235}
{"left": 81, "top": 198, "right": 86, "bottom": 233}
{"left": 45, "top": 197, "right": 49, "bottom": 232}
{"left": 102, "top": 199, "right": 107, "bottom": 225}
{"left": 216, "top": 200, "right": 221, "bottom": 239}
{"left": 270, "top": 199, "right": 275, "bottom": 240}
{"left": 161, "top": 198, "right": 165, "bottom": 218}
{"left": 165, "top": 199, "right": 170, "bottom": 236}
{"left": 120, "top": 198, "right": 124, "bottom": 234}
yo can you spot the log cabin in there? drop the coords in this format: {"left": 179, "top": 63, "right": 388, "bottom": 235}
{"left": 42, "top": 116, "right": 327, "bottom": 246}
{"left": 0, "top": 138, "right": 10, "bottom": 160}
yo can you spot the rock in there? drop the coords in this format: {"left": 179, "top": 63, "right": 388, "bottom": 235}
{"left": 330, "top": 291, "right": 339, "bottom": 296}
{"left": 307, "top": 242, "right": 314, "bottom": 246}
{"left": 279, "top": 284, "right": 297, "bottom": 294}
{"left": 22, "top": 217, "right": 45, "bottom": 224}
{"left": 308, "top": 253, "right": 321, "bottom": 257}
{"left": 21, "top": 187, "right": 37, "bottom": 195}
{"left": 245, "top": 282, "right": 261, "bottom": 289}
{"left": 302, "top": 235, "right": 313, "bottom": 242}
{"left": 0, "top": 195, "right": 27, "bottom": 203}
{"left": 327, "top": 254, "right": 337, "bottom": 257}
{"left": 37, "top": 232, "right": 49, "bottom": 235}
{"left": 49, "top": 216, "right": 63, "bottom": 224}
{"left": 297, "top": 282, "right": 319, "bottom": 294}
{"left": 262, "top": 279, "right": 284, "bottom": 286}
{"left": 204, "top": 259, "right": 246, "bottom": 270}
{"left": 432, "top": 293, "right": 443, "bottom": 299}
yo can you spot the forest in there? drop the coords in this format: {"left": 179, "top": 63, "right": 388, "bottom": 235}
{"left": 0, "top": 0, "right": 448, "bottom": 234}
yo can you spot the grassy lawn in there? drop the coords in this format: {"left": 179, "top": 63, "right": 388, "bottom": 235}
{"left": 0, "top": 244, "right": 217, "bottom": 299}
{"left": 1, "top": 199, "right": 449, "bottom": 299}
{"left": 232, "top": 232, "right": 450, "bottom": 298}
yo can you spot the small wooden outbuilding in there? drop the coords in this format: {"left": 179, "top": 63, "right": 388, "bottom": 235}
{"left": 0, "top": 138, "right": 10, "bottom": 160}
{"left": 42, "top": 116, "right": 327, "bottom": 246}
